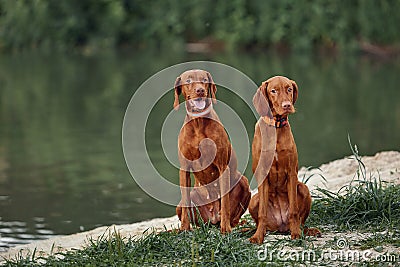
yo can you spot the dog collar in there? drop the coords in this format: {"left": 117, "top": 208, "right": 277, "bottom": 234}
{"left": 262, "top": 116, "right": 288, "bottom": 128}
{"left": 185, "top": 102, "right": 213, "bottom": 118}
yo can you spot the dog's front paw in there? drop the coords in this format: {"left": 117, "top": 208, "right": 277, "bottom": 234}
{"left": 250, "top": 233, "right": 265, "bottom": 244}
{"left": 290, "top": 230, "right": 301, "bottom": 240}
{"left": 179, "top": 223, "right": 191, "bottom": 231}
{"left": 221, "top": 224, "right": 232, "bottom": 234}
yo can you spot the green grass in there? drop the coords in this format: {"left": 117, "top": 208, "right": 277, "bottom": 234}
{"left": 309, "top": 180, "right": 400, "bottom": 231}
{"left": 308, "top": 139, "right": 400, "bottom": 232}
{"left": 357, "top": 231, "right": 400, "bottom": 250}
{"left": 3, "top": 142, "right": 400, "bottom": 266}
{"left": 2, "top": 221, "right": 332, "bottom": 266}
{"left": 2, "top": 223, "right": 261, "bottom": 266}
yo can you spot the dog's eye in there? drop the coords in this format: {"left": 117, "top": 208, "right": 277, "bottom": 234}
{"left": 287, "top": 88, "right": 292, "bottom": 92}
{"left": 186, "top": 79, "right": 192, "bottom": 84}
{"left": 271, "top": 89, "right": 277, "bottom": 94}
{"left": 203, "top": 78, "right": 208, "bottom": 83}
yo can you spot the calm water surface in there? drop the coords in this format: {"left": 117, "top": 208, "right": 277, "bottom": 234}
{"left": 0, "top": 50, "right": 399, "bottom": 251}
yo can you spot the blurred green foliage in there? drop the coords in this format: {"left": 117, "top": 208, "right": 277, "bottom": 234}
{"left": 0, "top": 0, "right": 399, "bottom": 51}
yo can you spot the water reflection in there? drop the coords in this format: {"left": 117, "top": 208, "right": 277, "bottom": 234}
{"left": 0, "top": 219, "right": 57, "bottom": 252}
{"left": 0, "top": 50, "right": 399, "bottom": 250}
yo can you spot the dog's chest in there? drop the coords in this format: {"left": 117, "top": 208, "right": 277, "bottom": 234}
{"left": 267, "top": 150, "right": 297, "bottom": 189}
{"left": 275, "top": 130, "right": 296, "bottom": 152}
{"left": 179, "top": 121, "right": 228, "bottom": 161}
{"left": 268, "top": 164, "right": 289, "bottom": 190}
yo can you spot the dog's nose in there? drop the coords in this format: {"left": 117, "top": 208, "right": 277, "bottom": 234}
{"left": 196, "top": 87, "right": 205, "bottom": 96}
{"left": 282, "top": 101, "right": 292, "bottom": 109}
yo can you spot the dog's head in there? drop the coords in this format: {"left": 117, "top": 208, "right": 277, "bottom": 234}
{"left": 253, "top": 76, "right": 298, "bottom": 118}
{"left": 173, "top": 69, "right": 217, "bottom": 113}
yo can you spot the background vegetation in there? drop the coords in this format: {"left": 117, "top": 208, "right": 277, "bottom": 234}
{"left": 1, "top": 0, "right": 400, "bottom": 52}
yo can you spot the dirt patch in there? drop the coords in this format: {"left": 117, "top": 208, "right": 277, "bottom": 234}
{"left": 258, "top": 230, "right": 399, "bottom": 264}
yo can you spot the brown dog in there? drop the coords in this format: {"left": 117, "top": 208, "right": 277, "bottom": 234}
{"left": 174, "top": 69, "right": 251, "bottom": 233}
{"left": 249, "top": 76, "right": 321, "bottom": 244}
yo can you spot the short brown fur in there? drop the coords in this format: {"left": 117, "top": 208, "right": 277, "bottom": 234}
{"left": 174, "top": 69, "right": 251, "bottom": 233}
{"left": 249, "top": 76, "right": 321, "bottom": 244}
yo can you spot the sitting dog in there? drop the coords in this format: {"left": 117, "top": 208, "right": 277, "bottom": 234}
{"left": 249, "top": 75, "right": 321, "bottom": 244}
{"left": 174, "top": 69, "right": 251, "bottom": 233}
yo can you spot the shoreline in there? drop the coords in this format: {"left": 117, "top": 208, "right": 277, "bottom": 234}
{"left": 1, "top": 151, "right": 399, "bottom": 262}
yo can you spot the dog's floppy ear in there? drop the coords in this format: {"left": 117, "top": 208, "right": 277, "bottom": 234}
{"left": 291, "top": 80, "right": 298, "bottom": 104}
{"left": 173, "top": 76, "right": 181, "bottom": 110}
{"left": 253, "top": 81, "right": 272, "bottom": 117}
{"left": 207, "top": 72, "right": 217, "bottom": 104}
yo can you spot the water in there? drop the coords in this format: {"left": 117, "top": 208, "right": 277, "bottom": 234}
{"left": 0, "top": 50, "right": 399, "bottom": 251}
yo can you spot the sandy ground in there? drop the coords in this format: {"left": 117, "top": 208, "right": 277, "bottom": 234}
{"left": 1, "top": 151, "right": 399, "bottom": 263}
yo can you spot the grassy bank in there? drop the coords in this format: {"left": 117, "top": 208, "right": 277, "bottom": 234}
{"left": 2, "top": 148, "right": 400, "bottom": 266}
{"left": 3, "top": 186, "right": 399, "bottom": 266}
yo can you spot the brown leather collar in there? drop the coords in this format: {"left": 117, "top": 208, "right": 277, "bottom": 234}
{"left": 262, "top": 116, "right": 288, "bottom": 128}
